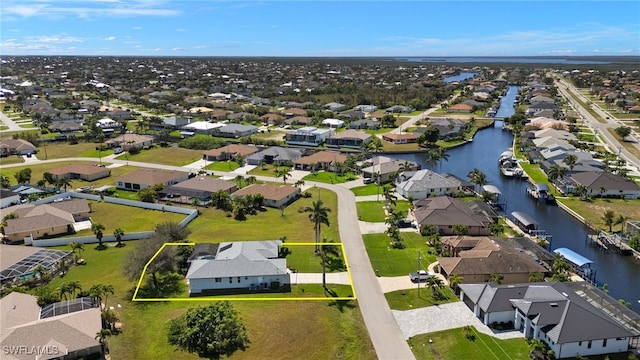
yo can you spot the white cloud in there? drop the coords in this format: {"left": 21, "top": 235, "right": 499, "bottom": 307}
{"left": 133, "top": 26, "right": 142, "bottom": 30}
{"left": 103, "top": 36, "right": 116, "bottom": 41}
{"left": 176, "top": 28, "right": 187, "bottom": 32}
{"left": 172, "top": 47, "right": 185, "bottom": 51}
{"left": 1, "top": 0, "right": 181, "bottom": 20}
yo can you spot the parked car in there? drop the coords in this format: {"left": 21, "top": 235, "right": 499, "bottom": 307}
{"left": 363, "top": 177, "right": 374, "bottom": 184}
{"left": 409, "top": 270, "right": 435, "bottom": 283}
{"left": 113, "top": 147, "right": 124, "bottom": 154}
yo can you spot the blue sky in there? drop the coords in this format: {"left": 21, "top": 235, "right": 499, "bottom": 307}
{"left": 1, "top": 1, "right": 639, "bottom": 57}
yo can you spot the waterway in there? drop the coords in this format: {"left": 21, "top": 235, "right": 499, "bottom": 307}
{"left": 443, "top": 72, "right": 476, "bottom": 83}
{"left": 394, "top": 87, "right": 640, "bottom": 312}
{"left": 494, "top": 85, "right": 519, "bottom": 119}
{"left": 397, "top": 57, "right": 612, "bottom": 65}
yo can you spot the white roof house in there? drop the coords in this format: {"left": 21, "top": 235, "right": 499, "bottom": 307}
{"left": 181, "top": 121, "right": 225, "bottom": 134}
{"left": 396, "top": 169, "right": 461, "bottom": 200}
{"left": 186, "top": 240, "right": 290, "bottom": 294}
{"left": 321, "top": 118, "right": 345, "bottom": 128}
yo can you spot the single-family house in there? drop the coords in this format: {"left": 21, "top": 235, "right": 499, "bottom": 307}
{"left": 360, "top": 156, "right": 420, "bottom": 183}
{"left": 437, "top": 236, "right": 548, "bottom": 284}
{"left": 353, "top": 105, "right": 377, "bottom": 113}
{"left": 181, "top": 121, "right": 225, "bottom": 135}
{"left": 0, "top": 139, "right": 37, "bottom": 156}
{"left": 348, "top": 119, "right": 380, "bottom": 130}
{"left": 160, "top": 176, "right": 237, "bottom": 205}
{"left": 214, "top": 124, "right": 258, "bottom": 138}
{"left": 2, "top": 200, "right": 91, "bottom": 243}
{"left": 0, "top": 293, "right": 103, "bottom": 359}
{"left": 186, "top": 240, "right": 290, "bottom": 294}
{"left": 285, "top": 127, "right": 333, "bottom": 146}
{"left": 382, "top": 133, "right": 418, "bottom": 144}
{"left": 567, "top": 171, "right": 640, "bottom": 199}
{"left": 283, "top": 108, "right": 307, "bottom": 118}
{"left": 324, "top": 102, "right": 346, "bottom": 112}
{"left": 106, "top": 134, "right": 154, "bottom": 151}
{"left": 413, "top": 196, "right": 496, "bottom": 236}
{"left": 0, "top": 188, "right": 20, "bottom": 209}
{"left": 202, "top": 144, "right": 259, "bottom": 162}
{"left": 428, "top": 117, "right": 468, "bottom": 139}
{"left": 158, "top": 116, "right": 192, "bottom": 129}
{"left": 321, "top": 118, "right": 345, "bottom": 128}
{"left": 459, "top": 282, "right": 637, "bottom": 359}
{"left": 115, "top": 168, "right": 190, "bottom": 191}
{"left": 326, "top": 129, "right": 372, "bottom": 148}
{"left": 49, "top": 163, "right": 111, "bottom": 182}
{"left": 50, "top": 122, "right": 84, "bottom": 133}
{"left": 386, "top": 105, "right": 414, "bottom": 113}
{"left": 232, "top": 184, "right": 300, "bottom": 208}
{"left": 245, "top": 147, "right": 305, "bottom": 166}
{"left": 448, "top": 103, "right": 474, "bottom": 113}
{"left": 293, "top": 150, "right": 347, "bottom": 171}
{"left": 259, "top": 113, "right": 284, "bottom": 125}
{"left": 396, "top": 169, "right": 461, "bottom": 199}
{"left": 340, "top": 111, "right": 366, "bottom": 120}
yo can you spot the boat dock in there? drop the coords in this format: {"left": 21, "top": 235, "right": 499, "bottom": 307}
{"left": 587, "top": 231, "right": 640, "bottom": 260}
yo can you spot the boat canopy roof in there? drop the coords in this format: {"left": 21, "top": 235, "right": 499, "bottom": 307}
{"left": 482, "top": 185, "right": 502, "bottom": 195}
{"left": 499, "top": 150, "right": 513, "bottom": 157}
{"left": 511, "top": 211, "right": 539, "bottom": 228}
{"left": 535, "top": 184, "right": 550, "bottom": 192}
{"left": 554, "top": 247, "right": 594, "bottom": 268}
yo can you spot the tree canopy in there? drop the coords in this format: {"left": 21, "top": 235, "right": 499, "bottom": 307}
{"left": 168, "top": 302, "right": 250, "bottom": 360}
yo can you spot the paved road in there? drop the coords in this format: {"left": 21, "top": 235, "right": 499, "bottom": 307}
{"left": 1, "top": 156, "right": 417, "bottom": 359}
{"left": 555, "top": 78, "right": 640, "bottom": 171}
{"left": 0, "top": 110, "right": 29, "bottom": 132}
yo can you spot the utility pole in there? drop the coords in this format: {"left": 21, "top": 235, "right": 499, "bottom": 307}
{"left": 417, "top": 250, "right": 422, "bottom": 299}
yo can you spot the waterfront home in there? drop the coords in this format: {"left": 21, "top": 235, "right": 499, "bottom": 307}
{"left": 285, "top": 127, "right": 333, "bottom": 146}
{"left": 396, "top": 169, "right": 461, "bottom": 199}
{"left": 381, "top": 132, "right": 418, "bottom": 144}
{"left": 325, "top": 129, "right": 372, "bottom": 148}
{"left": 360, "top": 156, "right": 420, "bottom": 183}
{"left": 447, "top": 103, "right": 474, "bottom": 113}
{"left": 437, "top": 236, "right": 548, "bottom": 284}
{"left": 459, "top": 282, "right": 637, "bottom": 359}
{"left": 186, "top": 240, "right": 289, "bottom": 294}
{"left": 231, "top": 184, "right": 300, "bottom": 208}
{"left": 413, "top": 196, "right": 496, "bottom": 236}
{"left": 564, "top": 171, "right": 640, "bottom": 199}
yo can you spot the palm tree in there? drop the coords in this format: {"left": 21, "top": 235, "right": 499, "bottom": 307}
{"left": 426, "top": 276, "right": 445, "bottom": 300}
{"left": 91, "top": 223, "right": 106, "bottom": 247}
{"left": 303, "top": 199, "right": 331, "bottom": 254}
{"left": 95, "top": 328, "right": 112, "bottom": 354}
{"left": 371, "top": 137, "right": 384, "bottom": 154}
{"left": 113, "top": 228, "right": 125, "bottom": 247}
{"left": 466, "top": 168, "right": 488, "bottom": 193}
{"left": 528, "top": 272, "right": 544, "bottom": 282}
{"left": 430, "top": 146, "right": 449, "bottom": 172}
{"left": 601, "top": 210, "right": 616, "bottom": 232}
{"left": 546, "top": 164, "right": 567, "bottom": 190}
{"left": 552, "top": 253, "right": 571, "bottom": 275}
{"left": 294, "top": 179, "right": 305, "bottom": 188}
{"left": 452, "top": 224, "right": 469, "bottom": 236}
{"left": 66, "top": 280, "right": 82, "bottom": 298}
{"left": 382, "top": 184, "right": 397, "bottom": 209}
{"left": 245, "top": 176, "right": 257, "bottom": 185}
{"left": 275, "top": 166, "right": 292, "bottom": 185}
{"left": 56, "top": 177, "right": 73, "bottom": 192}
{"left": 360, "top": 139, "right": 374, "bottom": 160}
{"left": 0, "top": 175, "right": 10, "bottom": 188}
{"left": 233, "top": 175, "right": 245, "bottom": 189}
{"left": 574, "top": 184, "right": 588, "bottom": 199}
{"left": 488, "top": 273, "right": 504, "bottom": 284}
{"left": 614, "top": 214, "right": 626, "bottom": 232}
{"left": 448, "top": 273, "right": 463, "bottom": 293}
{"left": 562, "top": 154, "right": 579, "bottom": 173}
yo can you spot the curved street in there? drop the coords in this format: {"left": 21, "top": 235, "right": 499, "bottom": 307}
{"left": 0, "top": 156, "right": 416, "bottom": 360}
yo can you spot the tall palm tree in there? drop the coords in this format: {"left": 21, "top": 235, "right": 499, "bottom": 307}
{"left": 430, "top": 146, "right": 449, "bottom": 172}
{"left": 91, "top": 223, "right": 106, "bottom": 247}
{"left": 245, "top": 176, "right": 257, "bottom": 185}
{"left": 56, "top": 177, "right": 73, "bottom": 192}
{"left": 448, "top": 273, "right": 463, "bottom": 293}
{"left": 466, "top": 168, "right": 488, "bottom": 193}
{"left": 95, "top": 328, "right": 112, "bottom": 354}
{"left": 601, "top": 210, "right": 616, "bottom": 232}
{"left": 303, "top": 199, "right": 331, "bottom": 254}
{"left": 382, "top": 184, "right": 397, "bottom": 208}
{"left": 489, "top": 273, "right": 504, "bottom": 284}
{"left": 233, "top": 175, "right": 245, "bottom": 189}
{"left": 275, "top": 166, "right": 292, "bottom": 185}
{"left": 426, "top": 276, "right": 445, "bottom": 300}
{"left": 528, "top": 272, "right": 544, "bottom": 282}
{"left": 562, "top": 154, "right": 579, "bottom": 173}
{"left": 113, "top": 228, "right": 125, "bottom": 247}
{"left": 546, "top": 164, "right": 567, "bottom": 188}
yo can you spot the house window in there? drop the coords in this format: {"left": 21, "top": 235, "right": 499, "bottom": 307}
{"left": 245, "top": 277, "right": 248, "bottom": 280}
{"left": 587, "top": 340, "right": 592, "bottom": 349}
{"left": 603, "top": 339, "right": 607, "bottom": 347}
{"left": 578, "top": 341, "right": 582, "bottom": 346}
{"left": 237, "top": 277, "right": 241, "bottom": 283}
{"left": 215, "top": 278, "right": 221, "bottom": 282}
{"left": 229, "top": 277, "right": 233, "bottom": 283}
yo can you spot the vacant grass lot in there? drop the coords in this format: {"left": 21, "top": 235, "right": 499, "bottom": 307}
{"left": 363, "top": 232, "right": 436, "bottom": 276}
{"left": 385, "top": 287, "right": 458, "bottom": 310}
{"left": 115, "top": 146, "right": 203, "bottom": 166}
{"left": 204, "top": 160, "right": 240, "bottom": 171}
{"left": 356, "top": 200, "right": 410, "bottom": 222}
{"left": 407, "top": 327, "right": 529, "bottom": 360}
{"left": 557, "top": 197, "right": 640, "bottom": 232}
{"left": 0, "top": 163, "right": 138, "bottom": 190}
{"left": 38, "top": 142, "right": 101, "bottom": 159}
{"left": 79, "top": 200, "right": 186, "bottom": 234}
{"left": 302, "top": 171, "right": 357, "bottom": 184}
{"left": 351, "top": 184, "right": 380, "bottom": 196}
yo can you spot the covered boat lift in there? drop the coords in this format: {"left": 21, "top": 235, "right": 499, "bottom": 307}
{"left": 482, "top": 185, "right": 507, "bottom": 211}
{"left": 511, "top": 211, "right": 539, "bottom": 232}
{"left": 554, "top": 247, "right": 597, "bottom": 283}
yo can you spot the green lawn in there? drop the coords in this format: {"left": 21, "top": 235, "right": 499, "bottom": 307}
{"left": 363, "top": 232, "right": 436, "bottom": 276}
{"left": 36, "top": 142, "right": 99, "bottom": 160}
{"left": 351, "top": 184, "right": 380, "bottom": 196}
{"left": 385, "top": 287, "right": 458, "bottom": 310}
{"left": 0, "top": 163, "right": 138, "bottom": 190}
{"left": 407, "top": 327, "right": 529, "bottom": 360}
{"left": 302, "top": 171, "right": 357, "bottom": 184}
{"left": 557, "top": 197, "right": 640, "bottom": 232}
{"left": 0, "top": 155, "right": 24, "bottom": 165}
{"left": 187, "top": 188, "right": 340, "bottom": 243}
{"left": 115, "top": 146, "right": 203, "bottom": 166}
{"left": 204, "top": 160, "right": 239, "bottom": 171}
{"left": 247, "top": 164, "right": 279, "bottom": 177}
{"left": 356, "top": 200, "right": 410, "bottom": 222}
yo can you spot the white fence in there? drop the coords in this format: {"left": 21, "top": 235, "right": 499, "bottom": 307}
{"left": 31, "top": 191, "right": 198, "bottom": 247}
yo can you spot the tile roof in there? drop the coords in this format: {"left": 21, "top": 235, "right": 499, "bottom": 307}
{"left": 294, "top": 151, "right": 347, "bottom": 165}
{"left": 232, "top": 183, "right": 299, "bottom": 201}
{"left": 116, "top": 168, "right": 189, "bottom": 186}
{"left": 202, "top": 144, "right": 258, "bottom": 158}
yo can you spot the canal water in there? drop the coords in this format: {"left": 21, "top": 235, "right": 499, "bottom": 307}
{"left": 443, "top": 72, "right": 476, "bottom": 83}
{"left": 394, "top": 87, "right": 640, "bottom": 312}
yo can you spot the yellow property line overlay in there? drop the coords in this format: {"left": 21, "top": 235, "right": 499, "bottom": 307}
{"left": 132, "top": 242, "right": 356, "bottom": 301}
